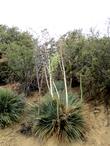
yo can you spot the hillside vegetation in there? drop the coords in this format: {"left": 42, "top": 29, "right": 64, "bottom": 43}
{"left": 0, "top": 25, "right": 110, "bottom": 145}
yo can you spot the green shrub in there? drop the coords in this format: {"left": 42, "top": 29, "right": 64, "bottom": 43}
{"left": 54, "top": 80, "right": 65, "bottom": 91}
{"left": 0, "top": 88, "right": 25, "bottom": 128}
{"left": 0, "top": 61, "right": 10, "bottom": 85}
{"left": 30, "top": 94, "right": 86, "bottom": 143}
{"left": 58, "top": 31, "right": 110, "bottom": 104}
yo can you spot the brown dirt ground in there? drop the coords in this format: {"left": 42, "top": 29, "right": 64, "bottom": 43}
{"left": 0, "top": 85, "right": 110, "bottom": 146}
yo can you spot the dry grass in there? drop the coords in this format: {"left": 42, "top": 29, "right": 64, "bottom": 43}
{"left": 0, "top": 85, "right": 110, "bottom": 146}
{"left": 0, "top": 103, "right": 110, "bottom": 146}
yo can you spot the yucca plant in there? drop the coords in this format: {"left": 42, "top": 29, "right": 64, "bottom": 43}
{"left": 30, "top": 94, "right": 86, "bottom": 143}
{"left": 0, "top": 88, "right": 25, "bottom": 128}
{"left": 29, "top": 47, "right": 86, "bottom": 143}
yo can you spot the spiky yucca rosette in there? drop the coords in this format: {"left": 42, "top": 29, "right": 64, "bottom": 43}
{"left": 31, "top": 94, "right": 86, "bottom": 143}
{"left": 0, "top": 88, "right": 25, "bottom": 128}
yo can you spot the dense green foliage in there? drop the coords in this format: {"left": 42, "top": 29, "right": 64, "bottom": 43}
{"left": 0, "top": 25, "right": 35, "bottom": 94}
{"left": 0, "top": 88, "right": 25, "bottom": 128}
{"left": 0, "top": 24, "right": 110, "bottom": 105}
{"left": 58, "top": 30, "right": 110, "bottom": 104}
